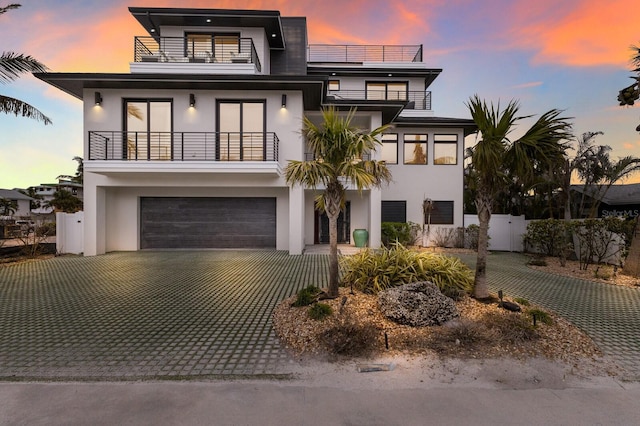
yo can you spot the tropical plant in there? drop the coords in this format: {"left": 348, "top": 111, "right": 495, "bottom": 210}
{"left": 291, "top": 285, "right": 321, "bottom": 307}
{"left": 0, "top": 4, "right": 51, "bottom": 124}
{"left": 466, "top": 95, "right": 572, "bottom": 299}
{"left": 381, "top": 222, "right": 421, "bottom": 247}
{"left": 339, "top": 243, "right": 474, "bottom": 297}
{"left": 286, "top": 107, "right": 392, "bottom": 297}
{"left": 617, "top": 43, "right": 640, "bottom": 132}
{"left": 56, "top": 156, "right": 84, "bottom": 184}
{"left": 44, "top": 189, "right": 83, "bottom": 213}
{"left": 0, "top": 197, "right": 17, "bottom": 215}
{"left": 308, "top": 303, "right": 333, "bottom": 321}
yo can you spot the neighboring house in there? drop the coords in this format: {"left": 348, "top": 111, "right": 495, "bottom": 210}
{"left": 36, "top": 6, "right": 475, "bottom": 256}
{"left": 0, "top": 189, "right": 33, "bottom": 218}
{"left": 571, "top": 183, "right": 640, "bottom": 218}
{"left": 29, "top": 181, "right": 84, "bottom": 216}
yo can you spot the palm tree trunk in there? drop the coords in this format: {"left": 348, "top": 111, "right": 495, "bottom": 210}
{"left": 474, "top": 194, "right": 491, "bottom": 299}
{"left": 328, "top": 212, "right": 340, "bottom": 297}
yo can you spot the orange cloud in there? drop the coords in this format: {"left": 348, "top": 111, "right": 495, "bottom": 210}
{"left": 510, "top": 0, "right": 640, "bottom": 67}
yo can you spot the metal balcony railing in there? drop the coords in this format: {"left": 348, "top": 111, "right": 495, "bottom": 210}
{"left": 134, "top": 36, "right": 261, "bottom": 72}
{"left": 307, "top": 44, "right": 423, "bottom": 63}
{"left": 89, "top": 131, "right": 278, "bottom": 162}
{"left": 327, "top": 90, "right": 432, "bottom": 110}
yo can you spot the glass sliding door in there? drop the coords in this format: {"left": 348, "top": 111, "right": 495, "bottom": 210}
{"left": 125, "top": 99, "right": 172, "bottom": 160}
{"left": 218, "top": 100, "right": 265, "bottom": 161}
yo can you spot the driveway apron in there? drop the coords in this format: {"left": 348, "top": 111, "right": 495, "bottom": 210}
{"left": 457, "top": 252, "right": 640, "bottom": 380}
{"left": 0, "top": 251, "right": 327, "bottom": 380}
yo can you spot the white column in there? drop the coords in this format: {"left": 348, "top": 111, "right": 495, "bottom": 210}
{"left": 288, "top": 185, "right": 305, "bottom": 254}
{"left": 369, "top": 187, "right": 382, "bottom": 249}
{"left": 83, "top": 172, "right": 106, "bottom": 256}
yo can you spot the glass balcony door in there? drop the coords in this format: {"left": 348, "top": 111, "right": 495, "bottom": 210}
{"left": 125, "top": 100, "right": 172, "bottom": 160}
{"left": 218, "top": 100, "right": 265, "bottom": 161}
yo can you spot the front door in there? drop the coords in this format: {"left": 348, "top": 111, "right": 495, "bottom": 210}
{"left": 315, "top": 202, "right": 351, "bottom": 244}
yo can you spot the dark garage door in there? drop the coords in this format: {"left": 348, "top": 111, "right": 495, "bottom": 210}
{"left": 140, "top": 197, "right": 276, "bottom": 249}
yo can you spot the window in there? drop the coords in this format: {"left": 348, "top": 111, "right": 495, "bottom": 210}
{"left": 217, "top": 100, "right": 265, "bottom": 161}
{"left": 328, "top": 80, "right": 340, "bottom": 91}
{"left": 434, "top": 134, "right": 458, "bottom": 165}
{"left": 381, "top": 133, "right": 398, "bottom": 164}
{"left": 366, "top": 82, "right": 408, "bottom": 101}
{"left": 185, "top": 33, "right": 213, "bottom": 61}
{"left": 404, "top": 134, "right": 427, "bottom": 164}
{"left": 124, "top": 99, "right": 172, "bottom": 160}
{"left": 381, "top": 201, "right": 406, "bottom": 223}
{"left": 425, "top": 201, "right": 454, "bottom": 225}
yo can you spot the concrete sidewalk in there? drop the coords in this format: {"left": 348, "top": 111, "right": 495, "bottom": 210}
{"left": 1, "top": 381, "right": 639, "bottom": 425}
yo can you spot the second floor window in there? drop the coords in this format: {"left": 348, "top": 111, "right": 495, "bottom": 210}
{"left": 434, "top": 134, "right": 458, "bottom": 165}
{"left": 366, "top": 82, "right": 408, "bottom": 101}
{"left": 381, "top": 133, "right": 398, "bottom": 164}
{"left": 217, "top": 100, "right": 265, "bottom": 161}
{"left": 124, "top": 99, "right": 172, "bottom": 160}
{"left": 404, "top": 134, "right": 427, "bottom": 165}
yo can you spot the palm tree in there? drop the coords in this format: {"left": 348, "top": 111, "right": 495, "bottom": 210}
{"left": 1, "top": 4, "right": 51, "bottom": 124}
{"left": 466, "top": 95, "right": 572, "bottom": 299}
{"left": 617, "top": 44, "right": 640, "bottom": 132}
{"left": 285, "top": 107, "right": 392, "bottom": 297}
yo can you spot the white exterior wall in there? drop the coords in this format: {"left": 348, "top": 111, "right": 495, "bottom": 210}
{"left": 381, "top": 127, "right": 465, "bottom": 242}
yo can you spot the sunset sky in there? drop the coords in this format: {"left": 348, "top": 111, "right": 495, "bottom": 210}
{"left": 1, "top": 0, "right": 640, "bottom": 189}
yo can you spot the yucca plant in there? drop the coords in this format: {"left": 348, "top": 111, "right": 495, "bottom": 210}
{"left": 339, "top": 243, "right": 473, "bottom": 295}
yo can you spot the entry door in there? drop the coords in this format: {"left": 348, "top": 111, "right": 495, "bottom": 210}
{"left": 218, "top": 101, "right": 265, "bottom": 161}
{"left": 316, "top": 202, "right": 351, "bottom": 244}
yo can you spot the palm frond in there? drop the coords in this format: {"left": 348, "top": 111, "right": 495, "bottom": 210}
{"left": 0, "top": 52, "right": 49, "bottom": 83}
{"left": 0, "top": 4, "right": 20, "bottom": 15}
{"left": 0, "top": 94, "right": 52, "bottom": 124}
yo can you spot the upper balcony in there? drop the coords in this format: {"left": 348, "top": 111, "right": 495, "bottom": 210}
{"left": 307, "top": 44, "right": 423, "bottom": 64}
{"left": 132, "top": 36, "right": 262, "bottom": 74}
{"left": 327, "top": 90, "right": 432, "bottom": 110}
{"left": 88, "top": 131, "right": 279, "bottom": 174}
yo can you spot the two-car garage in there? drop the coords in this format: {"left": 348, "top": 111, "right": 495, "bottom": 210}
{"left": 140, "top": 197, "right": 277, "bottom": 249}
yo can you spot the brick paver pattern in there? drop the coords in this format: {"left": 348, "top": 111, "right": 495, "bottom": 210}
{"left": 457, "top": 252, "right": 640, "bottom": 380}
{"left": 0, "top": 251, "right": 326, "bottom": 380}
{"left": 1, "top": 250, "right": 639, "bottom": 380}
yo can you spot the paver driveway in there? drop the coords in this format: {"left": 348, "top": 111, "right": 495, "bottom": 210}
{"left": 0, "top": 251, "right": 327, "bottom": 380}
{"left": 457, "top": 252, "right": 640, "bottom": 380}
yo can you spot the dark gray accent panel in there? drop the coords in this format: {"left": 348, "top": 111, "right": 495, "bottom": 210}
{"left": 271, "top": 17, "right": 307, "bottom": 75}
{"left": 426, "top": 201, "right": 454, "bottom": 225}
{"left": 382, "top": 201, "right": 407, "bottom": 223}
{"left": 140, "top": 197, "right": 276, "bottom": 249}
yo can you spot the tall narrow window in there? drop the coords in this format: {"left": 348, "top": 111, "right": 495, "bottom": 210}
{"left": 214, "top": 34, "right": 240, "bottom": 62}
{"left": 217, "top": 100, "right": 265, "bottom": 161}
{"left": 404, "top": 134, "right": 427, "bottom": 165}
{"left": 434, "top": 134, "right": 458, "bottom": 165}
{"left": 124, "top": 99, "right": 172, "bottom": 160}
{"left": 185, "top": 33, "right": 212, "bottom": 61}
{"left": 381, "top": 133, "right": 398, "bottom": 164}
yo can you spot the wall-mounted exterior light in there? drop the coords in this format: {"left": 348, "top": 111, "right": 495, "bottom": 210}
{"left": 281, "top": 94, "right": 287, "bottom": 108}
{"left": 95, "top": 92, "right": 103, "bottom": 106}
{"left": 189, "top": 93, "right": 196, "bottom": 107}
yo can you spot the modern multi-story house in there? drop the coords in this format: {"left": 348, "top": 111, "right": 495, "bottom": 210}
{"left": 36, "top": 6, "right": 475, "bottom": 256}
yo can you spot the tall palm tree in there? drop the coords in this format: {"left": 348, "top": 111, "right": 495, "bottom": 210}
{"left": 466, "top": 95, "right": 572, "bottom": 299}
{"left": 618, "top": 44, "right": 640, "bottom": 132}
{"left": 1, "top": 4, "right": 51, "bottom": 124}
{"left": 286, "top": 107, "right": 392, "bottom": 297}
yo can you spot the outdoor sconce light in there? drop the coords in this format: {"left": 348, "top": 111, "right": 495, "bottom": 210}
{"left": 281, "top": 94, "right": 287, "bottom": 108}
{"left": 189, "top": 93, "right": 196, "bottom": 107}
{"left": 94, "top": 92, "right": 103, "bottom": 106}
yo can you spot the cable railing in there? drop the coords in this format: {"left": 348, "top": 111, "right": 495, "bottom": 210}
{"left": 134, "top": 36, "right": 261, "bottom": 72}
{"left": 89, "top": 131, "right": 279, "bottom": 162}
{"left": 327, "top": 90, "right": 432, "bottom": 110}
{"left": 307, "top": 44, "right": 423, "bottom": 63}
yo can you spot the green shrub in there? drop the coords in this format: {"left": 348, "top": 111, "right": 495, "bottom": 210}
{"left": 292, "top": 285, "right": 320, "bottom": 307}
{"left": 523, "top": 219, "right": 571, "bottom": 257}
{"left": 528, "top": 256, "right": 547, "bottom": 266}
{"left": 527, "top": 309, "right": 553, "bottom": 326}
{"left": 514, "top": 297, "right": 530, "bottom": 306}
{"left": 464, "top": 224, "right": 480, "bottom": 250}
{"left": 340, "top": 243, "right": 474, "bottom": 296}
{"left": 36, "top": 222, "right": 56, "bottom": 237}
{"left": 381, "top": 222, "right": 412, "bottom": 247}
{"left": 308, "top": 303, "right": 333, "bottom": 321}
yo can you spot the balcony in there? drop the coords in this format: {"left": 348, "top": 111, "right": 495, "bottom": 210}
{"left": 327, "top": 90, "right": 432, "bottom": 110}
{"left": 89, "top": 131, "right": 278, "bottom": 162}
{"left": 307, "top": 44, "right": 423, "bottom": 63}
{"left": 133, "top": 36, "right": 262, "bottom": 72}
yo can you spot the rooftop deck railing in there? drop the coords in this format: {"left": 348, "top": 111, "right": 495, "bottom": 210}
{"left": 327, "top": 90, "right": 432, "bottom": 110}
{"left": 134, "top": 36, "right": 261, "bottom": 72}
{"left": 307, "top": 44, "right": 423, "bottom": 63}
{"left": 89, "top": 131, "right": 278, "bottom": 162}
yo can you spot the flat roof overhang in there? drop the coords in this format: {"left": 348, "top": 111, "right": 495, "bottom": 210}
{"left": 129, "top": 7, "right": 286, "bottom": 49}
{"left": 308, "top": 66, "right": 442, "bottom": 88}
{"left": 33, "top": 72, "right": 325, "bottom": 110}
{"left": 323, "top": 99, "right": 406, "bottom": 125}
{"left": 393, "top": 116, "right": 478, "bottom": 136}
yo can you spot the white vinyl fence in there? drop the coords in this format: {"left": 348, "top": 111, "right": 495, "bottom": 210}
{"left": 56, "top": 211, "right": 84, "bottom": 254}
{"left": 463, "top": 214, "right": 528, "bottom": 252}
